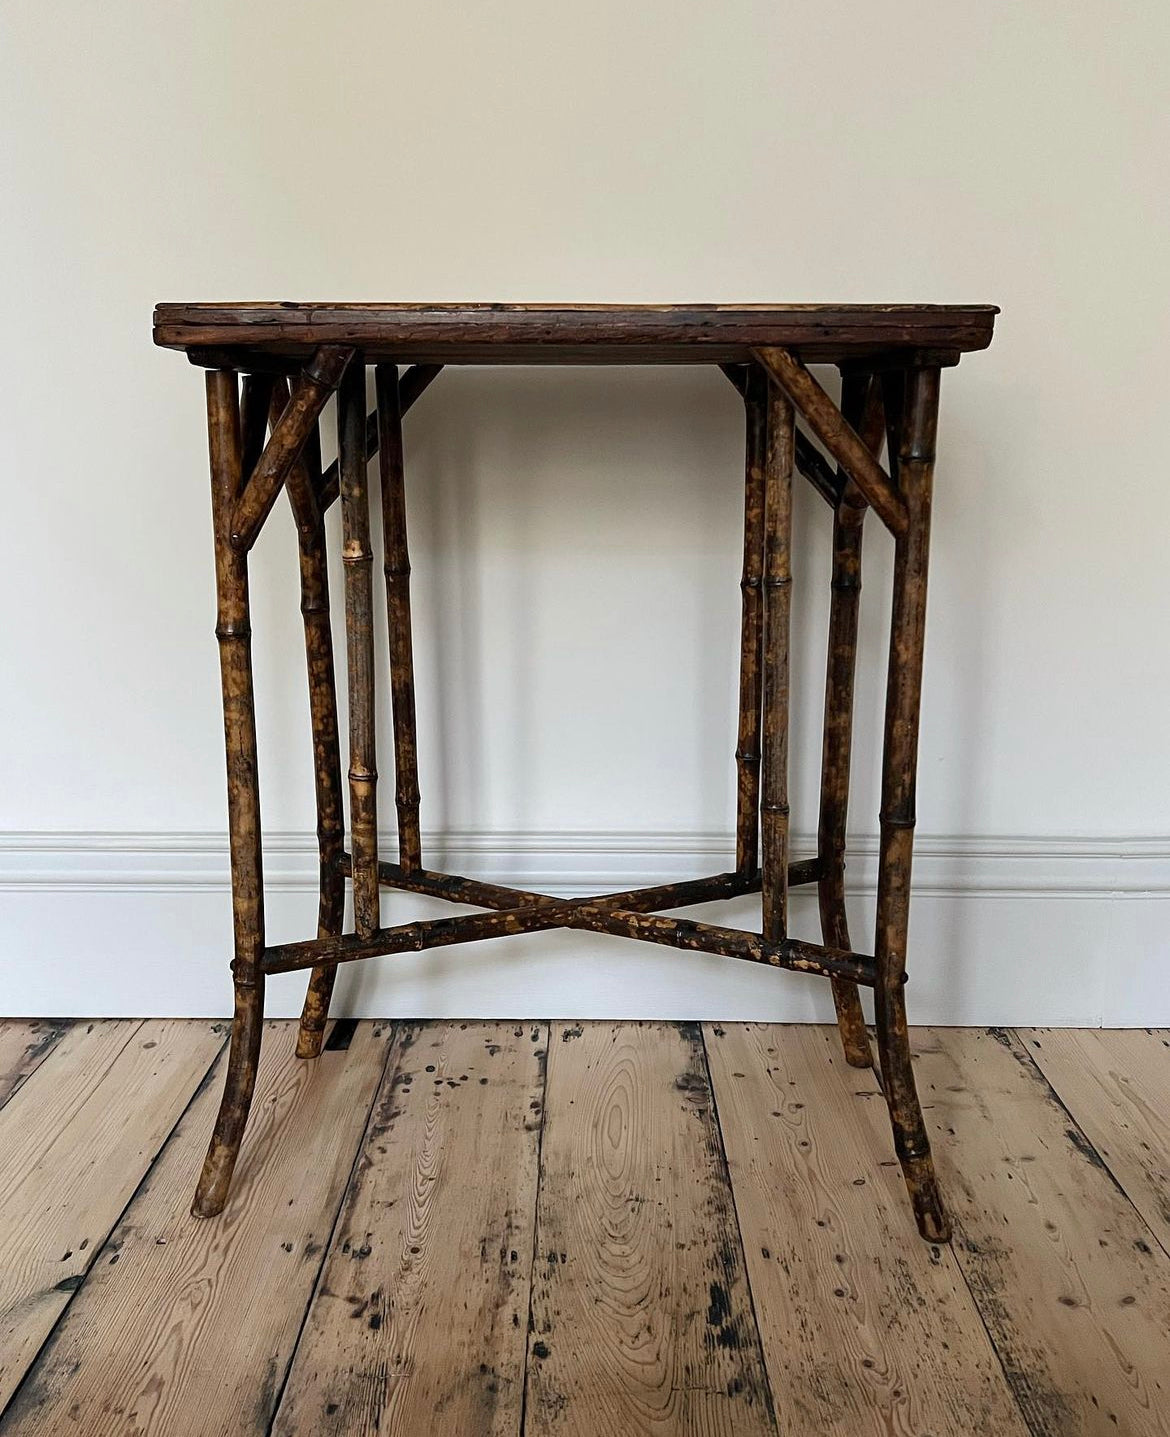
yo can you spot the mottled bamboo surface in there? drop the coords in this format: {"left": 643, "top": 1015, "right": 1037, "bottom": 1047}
{"left": 1, "top": 1019, "right": 1168, "bottom": 1436}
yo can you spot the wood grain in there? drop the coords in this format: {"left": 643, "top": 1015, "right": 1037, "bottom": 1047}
{"left": 0, "top": 1019, "right": 71, "bottom": 1110}
{"left": 1, "top": 1020, "right": 390, "bottom": 1436}
{"left": 272, "top": 1020, "right": 546, "bottom": 1436}
{"left": 924, "top": 1027, "right": 1170, "bottom": 1436}
{"left": 705, "top": 1022, "right": 1028, "bottom": 1436}
{"left": 153, "top": 302, "right": 998, "bottom": 366}
{"left": 1022, "top": 1029, "right": 1170, "bottom": 1260}
{"left": 0, "top": 1019, "right": 225, "bottom": 1412}
{"left": 526, "top": 1021, "right": 775, "bottom": 1436}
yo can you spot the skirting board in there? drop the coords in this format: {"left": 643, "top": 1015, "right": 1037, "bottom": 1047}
{"left": 2, "top": 830, "right": 1167, "bottom": 1025}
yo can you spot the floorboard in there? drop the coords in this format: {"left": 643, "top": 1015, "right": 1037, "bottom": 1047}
{"left": 705, "top": 1022, "right": 1029, "bottom": 1436}
{"left": 1022, "top": 1028, "right": 1170, "bottom": 1260}
{"left": 923, "top": 1027, "right": 1170, "bottom": 1437}
{"left": 1, "top": 1019, "right": 1167, "bottom": 1437}
{"left": 271, "top": 1020, "right": 546, "bottom": 1437}
{"left": 0, "top": 1019, "right": 391, "bottom": 1436}
{"left": 0, "top": 1018, "right": 225, "bottom": 1413}
{"left": 0, "top": 1020, "right": 72, "bottom": 1111}
{"left": 525, "top": 1020, "right": 776, "bottom": 1437}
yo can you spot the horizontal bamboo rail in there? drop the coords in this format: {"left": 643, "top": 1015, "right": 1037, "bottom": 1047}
{"left": 753, "top": 346, "right": 908, "bottom": 534}
{"left": 260, "top": 902, "right": 876, "bottom": 985}
{"left": 354, "top": 855, "right": 823, "bottom": 908}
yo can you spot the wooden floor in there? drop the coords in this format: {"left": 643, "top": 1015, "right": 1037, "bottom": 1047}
{"left": 0, "top": 1021, "right": 1168, "bottom": 1435}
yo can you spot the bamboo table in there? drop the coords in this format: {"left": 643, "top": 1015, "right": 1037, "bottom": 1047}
{"left": 155, "top": 302, "right": 997, "bottom": 1240}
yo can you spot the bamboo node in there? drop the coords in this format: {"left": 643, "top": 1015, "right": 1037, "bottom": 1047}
{"left": 734, "top": 748, "right": 761, "bottom": 765}
{"left": 761, "top": 802, "right": 791, "bottom": 817}
{"left": 879, "top": 811, "right": 917, "bottom": 830}
{"left": 215, "top": 623, "right": 251, "bottom": 641}
{"left": 303, "top": 345, "right": 355, "bottom": 389}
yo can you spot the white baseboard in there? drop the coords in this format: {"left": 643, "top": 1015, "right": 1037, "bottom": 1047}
{"left": 2, "top": 830, "right": 1167, "bottom": 1024}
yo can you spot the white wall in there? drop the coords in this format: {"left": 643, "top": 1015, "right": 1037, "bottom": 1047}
{"left": 2, "top": 0, "right": 1167, "bottom": 1023}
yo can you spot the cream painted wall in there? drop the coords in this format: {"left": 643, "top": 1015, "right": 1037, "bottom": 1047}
{"left": 2, "top": 1, "right": 1167, "bottom": 1021}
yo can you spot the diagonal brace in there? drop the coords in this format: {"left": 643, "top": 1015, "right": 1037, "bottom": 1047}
{"left": 753, "top": 347, "right": 908, "bottom": 534}
{"left": 317, "top": 363, "right": 444, "bottom": 512}
{"left": 229, "top": 345, "right": 353, "bottom": 551}
{"left": 719, "top": 362, "right": 843, "bottom": 509}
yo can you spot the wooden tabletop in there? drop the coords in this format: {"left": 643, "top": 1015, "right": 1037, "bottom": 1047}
{"left": 153, "top": 302, "right": 997, "bottom": 366}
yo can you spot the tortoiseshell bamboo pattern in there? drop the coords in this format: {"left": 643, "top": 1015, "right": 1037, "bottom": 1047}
{"left": 760, "top": 381, "right": 794, "bottom": 943}
{"left": 317, "top": 363, "right": 443, "bottom": 511}
{"left": 376, "top": 365, "right": 423, "bottom": 872}
{"left": 755, "top": 346, "right": 906, "bottom": 535}
{"left": 229, "top": 345, "right": 352, "bottom": 551}
{"left": 817, "top": 369, "right": 883, "bottom": 1069}
{"left": 290, "top": 410, "right": 347, "bottom": 1061}
{"left": 338, "top": 359, "right": 380, "bottom": 938}
{"left": 191, "top": 371, "right": 265, "bottom": 1218}
{"left": 260, "top": 889, "right": 873, "bottom": 987}
{"left": 734, "top": 366, "right": 767, "bottom": 874}
{"left": 874, "top": 363, "right": 949, "bottom": 1242}
{"left": 169, "top": 308, "right": 991, "bottom": 1240}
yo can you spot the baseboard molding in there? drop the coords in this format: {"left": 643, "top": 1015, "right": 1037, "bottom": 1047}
{"left": 3, "top": 828, "right": 1169, "bottom": 895}
{"left": 2, "top": 830, "right": 1167, "bottom": 1024}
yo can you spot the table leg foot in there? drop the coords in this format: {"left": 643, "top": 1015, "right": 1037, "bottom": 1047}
{"left": 192, "top": 980, "right": 264, "bottom": 1217}
{"left": 295, "top": 970, "right": 337, "bottom": 1059}
{"left": 902, "top": 1151, "right": 951, "bottom": 1243}
{"left": 830, "top": 976, "right": 872, "bottom": 1068}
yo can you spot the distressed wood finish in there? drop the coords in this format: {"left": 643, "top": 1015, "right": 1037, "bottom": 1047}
{"left": 1023, "top": 1028, "right": 1170, "bottom": 1259}
{"left": 191, "top": 371, "right": 266, "bottom": 1219}
{"left": 273, "top": 1022, "right": 545, "bottom": 1436}
{"left": 705, "top": 1024, "right": 1030, "bottom": 1435}
{"left": 0, "top": 1019, "right": 71, "bottom": 1111}
{"left": 527, "top": 1021, "right": 776, "bottom": 1435}
{"left": 4, "top": 1019, "right": 1164, "bottom": 1433}
{"left": 376, "top": 364, "right": 423, "bottom": 873}
{"left": 339, "top": 358, "right": 381, "bottom": 938}
{"left": 157, "top": 303, "right": 997, "bottom": 1233}
{"left": 924, "top": 1027, "right": 1170, "bottom": 1436}
{"left": 154, "top": 302, "right": 998, "bottom": 365}
{"left": 1, "top": 1021, "right": 391, "bottom": 1437}
{"left": 760, "top": 381, "right": 793, "bottom": 944}
{"left": 0, "top": 1020, "right": 224, "bottom": 1411}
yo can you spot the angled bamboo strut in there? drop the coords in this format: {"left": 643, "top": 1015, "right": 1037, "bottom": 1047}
{"left": 158, "top": 302, "right": 997, "bottom": 1243}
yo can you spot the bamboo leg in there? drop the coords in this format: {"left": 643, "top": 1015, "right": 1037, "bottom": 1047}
{"left": 294, "top": 418, "right": 347, "bottom": 1060}
{"left": 192, "top": 370, "right": 266, "bottom": 1218}
{"left": 375, "top": 365, "right": 423, "bottom": 872}
{"left": 734, "top": 366, "right": 767, "bottom": 874}
{"left": 760, "top": 381, "right": 794, "bottom": 941}
{"left": 819, "top": 371, "right": 882, "bottom": 1068}
{"left": 874, "top": 363, "right": 949, "bottom": 1242}
{"left": 339, "top": 358, "right": 381, "bottom": 937}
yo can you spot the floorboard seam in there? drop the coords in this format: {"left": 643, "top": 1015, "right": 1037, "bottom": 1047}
{"left": 1008, "top": 1026, "right": 1170, "bottom": 1262}
{"left": 697, "top": 1021, "right": 780, "bottom": 1436}
{"left": 0, "top": 1019, "right": 75, "bottom": 1114}
{"left": 263, "top": 1017, "right": 400, "bottom": 1437}
{"left": 0, "top": 1020, "right": 228, "bottom": 1428}
{"left": 516, "top": 1019, "right": 552, "bottom": 1437}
